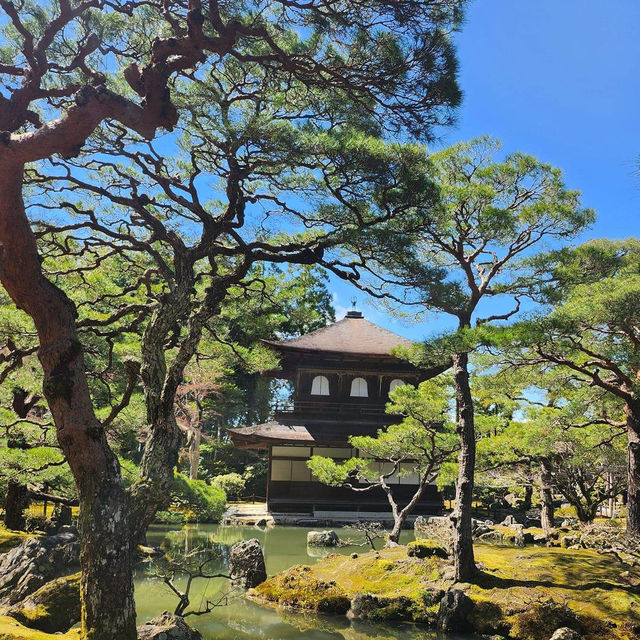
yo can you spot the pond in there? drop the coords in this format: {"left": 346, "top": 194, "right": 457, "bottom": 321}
{"left": 134, "top": 523, "right": 474, "bottom": 640}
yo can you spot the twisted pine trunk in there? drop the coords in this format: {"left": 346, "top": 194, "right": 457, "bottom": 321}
{"left": 451, "top": 351, "right": 476, "bottom": 582}
{"left": 385, "top": 474, "right": 434, "bottom": 545}
{"left": 0, "top": 162, "right": 137, "bottom": 640}
{"left": 522, "top": 484, "right": 533, "bottom": 512}
{"left": 4, "top": 481, "right": 29, "bottom": 531}
{"left": 625, "top": 401, "right": 640, "bottom": 537}
{"left": 129, "top": 282, "right": 224, "bottom": 544}
{"left": 539, "top": 457, "right": 555, "bottom": 535}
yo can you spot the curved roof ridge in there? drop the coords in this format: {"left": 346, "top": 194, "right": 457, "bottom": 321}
{"left": 262, "top": 314, "right": 414, "bottom": 356}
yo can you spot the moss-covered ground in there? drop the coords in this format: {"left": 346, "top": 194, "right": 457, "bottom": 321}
{"left": 0, "top": 615, "right": 80, "bottom": 640}
{"left": 252, "top": 543, "right": 640, "bottom": 640}
{"left": 0, "top": 525, "right": 33, "bottom": 553}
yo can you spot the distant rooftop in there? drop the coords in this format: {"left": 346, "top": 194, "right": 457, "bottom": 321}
{"left": 262, "top": 311, "right": 414, "bottom": 357}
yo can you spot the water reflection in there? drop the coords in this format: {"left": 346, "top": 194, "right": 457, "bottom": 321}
{"left": 134, "top": 524, "right": 471, "bottom": 640}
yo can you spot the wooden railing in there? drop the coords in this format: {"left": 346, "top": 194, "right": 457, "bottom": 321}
{"left": 274, "top": 400, "right": 395, "bottom": 417}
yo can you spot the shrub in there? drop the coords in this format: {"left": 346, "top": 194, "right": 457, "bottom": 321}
{"left": 170, "top": 474, "right": 226, "bottom": 523}
{"left": 212, "top": 473, "right": 245, "bottom": 500}
{"left": 154, "top": 510, "right": 186, "bottom": 525}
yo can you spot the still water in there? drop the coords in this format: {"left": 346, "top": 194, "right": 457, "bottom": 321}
{"left": 134, "top": 524, "right": 472, "bottom": 640}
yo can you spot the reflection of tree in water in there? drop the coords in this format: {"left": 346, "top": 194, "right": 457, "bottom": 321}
{"left": 277, "top": 608, "right": 439, "bottom": 639}
{"left": 149, "top": 544, "right": 234, "bottom": 617}
{"left": 159, "top": 526, "right": 245, "bottom": 564}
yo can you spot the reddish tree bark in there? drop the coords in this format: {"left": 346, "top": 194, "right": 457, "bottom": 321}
{"left": 0, "top": 161, "right": 137, "bottom": 638}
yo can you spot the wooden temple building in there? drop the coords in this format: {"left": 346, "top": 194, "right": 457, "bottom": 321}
{"left": 227, "top": 310, "right": 445, "bottom": 520}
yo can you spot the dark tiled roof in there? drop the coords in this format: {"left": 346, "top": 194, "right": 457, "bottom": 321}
{"left": 262, "top": 311, "right": 413, "bottom": 357}
{"left": 227, "top": 422, "right": 314, "bottom": 449}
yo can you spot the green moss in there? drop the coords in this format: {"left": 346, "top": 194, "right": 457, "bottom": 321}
{"left": 0, "top": 526, "right": 33, "bottom": 553}
{"left": 7, "top": 573, "right": 81, "bottom": 633}
{"left": 252, "top": 565, "right": 350, "bottom": 614}
{"left": 407, "top": 539, "right": 449, "bottom": 559}
{"left": 0, "top": 615, "right": 80, "bottom": 640}
{"left": 254, "top": 543, "right": 640, "bottom": 640}
{"left": 253, "top": 547, "right": 448, "bottom": 620}
{"left": 471, "top": 545, "right": 640, "bottom": 640}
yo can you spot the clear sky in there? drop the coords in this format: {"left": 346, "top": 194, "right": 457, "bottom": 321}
{"left": 330, "top": 0, "right": 640, "bottom": 338}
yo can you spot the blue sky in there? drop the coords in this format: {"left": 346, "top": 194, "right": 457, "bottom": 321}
{"left": 330, "top": 0, "right": 640, "bottom": 338}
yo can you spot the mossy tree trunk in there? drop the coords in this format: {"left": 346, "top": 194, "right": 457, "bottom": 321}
{"left": 451, "top": 351, "right": 476, "bottom": 582}
{"left": 4, "top": 481, "right": 29, "bottom": 531}
{"left": 522, "top": 484, "right": 533, "bottom": 511}
{"left": 625, "top": 401, "right": 640, "bottom": 537}
{"left": 128, "top": 282, "right": 225, "bottom": 544}
{"left": 539, "top": 457, "right": 555, "bottom": 535}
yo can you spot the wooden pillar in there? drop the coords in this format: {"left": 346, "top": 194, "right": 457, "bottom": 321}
{"left": 266, "top": 445, "right": 272, "bottom": 510}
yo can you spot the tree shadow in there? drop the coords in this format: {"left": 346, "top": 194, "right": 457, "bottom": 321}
{"left": 473, "top": 550, "right": 640, "bottom": 597}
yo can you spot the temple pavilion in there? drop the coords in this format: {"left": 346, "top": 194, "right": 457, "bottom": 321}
{"left": 227, "top": 310, "right": 445, "bottom": 519}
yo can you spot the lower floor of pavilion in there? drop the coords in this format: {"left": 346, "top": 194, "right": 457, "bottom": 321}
{"left": 227, "top": 422, "right": 444, "bottom": 518}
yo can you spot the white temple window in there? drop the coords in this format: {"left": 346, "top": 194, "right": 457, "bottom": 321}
{"left": 350, "top": 377, "right": 368, "bottom": 397}
{"left": 311, "top": 375, "right": 330, "bottom": 396}
{"left": 389, "top": 379, "right": 405, "bottom": 392}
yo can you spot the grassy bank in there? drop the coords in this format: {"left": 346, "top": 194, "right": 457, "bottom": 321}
{"left": 252, "top": 543, "right": 640, "bottom": 640}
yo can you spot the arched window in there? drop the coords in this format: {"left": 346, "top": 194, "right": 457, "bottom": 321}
{"left": 389, "top": 379, "right": 405, "bottom": 392}
{"left": 311, "top": 375, "right": 330, "bottom": 396}
{"left": 350, "top": 377, "right": 368, "bottom": 397}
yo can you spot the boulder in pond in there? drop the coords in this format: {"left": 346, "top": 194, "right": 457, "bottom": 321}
{"left": 137, "top": 612, "right": 202, "bottom": 640}
{"left": 6, "top": 572, "right": 80, "bottom": 633}
{"left": 229, "top": 538, "right": 267, "bottom": 588}
{"left": 0, "top": 532, "right": 79, "bottom": 606}
{"left": 307, "top": 530, "right": 339, "bottom": 547}
{"left": 437, "top": 589, "right": 474, "bottom": 633}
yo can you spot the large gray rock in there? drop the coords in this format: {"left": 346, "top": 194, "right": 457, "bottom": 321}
{"left": 137, "top": 612, "right": 202, "bottom": 640}
{"left": 6, "top": 572, "right": 81, "bottom": 633}
{"left": 229, "top": 538, "right": 267, "bottom": 588}
{"left": 437, "top": 589, "right": 474, "bottom": 632}
{"left": 0, "top": 532, "right": 79, "bottom": 606}
{"left": 549, "top": 628, "right": 583, "bottom": 640}
{"left": 307, "top": 530, "right": 340, "bottom": 547}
